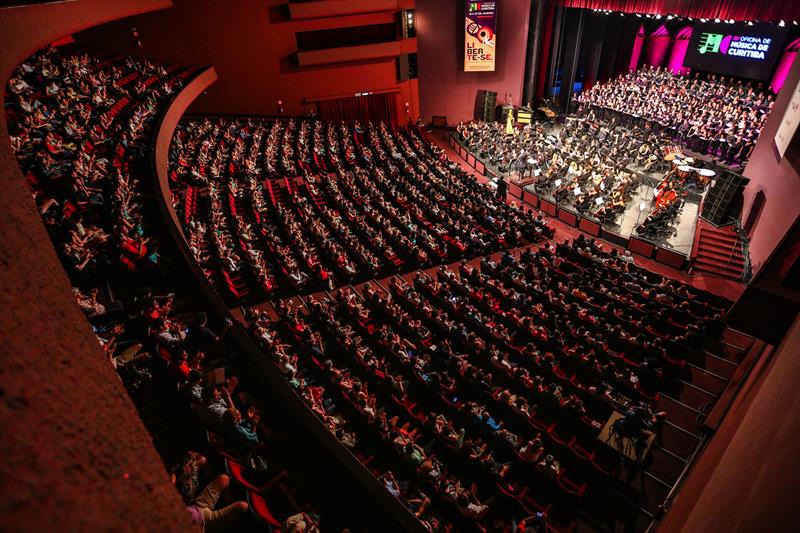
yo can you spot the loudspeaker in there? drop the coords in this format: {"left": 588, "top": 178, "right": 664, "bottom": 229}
{"left": 397, "top": 53, "right": 417, "bottom": 82}
{"left": 701, "top": 170, "right": 748, "bottom": 226}
{"left": 474, "top": 90, "right": 497, "bottom": 122}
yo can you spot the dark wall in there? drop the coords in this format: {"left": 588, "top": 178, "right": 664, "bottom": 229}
{"left": 416, "top": 0, "right": 531, "bottom": 124}
{"left": 74, "top": 0, "right": 419, "bottom": 123}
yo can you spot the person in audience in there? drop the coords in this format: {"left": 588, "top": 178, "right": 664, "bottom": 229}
{"left": 185, "top": 474, "right": 249, "bottom": 532}
{"left": 283, "top": 511, "right": 320, "bottom": 533}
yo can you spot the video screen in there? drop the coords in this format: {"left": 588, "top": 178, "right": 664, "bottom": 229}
{"left": 683, "top": 21, "right": 788, "bottom": 81}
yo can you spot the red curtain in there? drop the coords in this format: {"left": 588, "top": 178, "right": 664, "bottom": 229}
{"left": 535, "top": 1, "right": 557, "bottom": 102}
{"left": 316, "top": 93, "right": 397, "bottom": 128}
{"left": 559, "top": 0, "right": 800, "bottom": 21}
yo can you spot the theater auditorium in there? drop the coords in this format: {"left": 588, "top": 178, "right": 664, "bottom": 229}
{"left": 1, "top": 1, "right": 799, "bottom": 532}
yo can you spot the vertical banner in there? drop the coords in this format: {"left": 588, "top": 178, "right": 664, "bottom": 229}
{"left": 465, "top": 1, "right": 497, "bottom": 72}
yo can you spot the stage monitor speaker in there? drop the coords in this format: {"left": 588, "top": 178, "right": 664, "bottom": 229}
{"left": 701, "top": 170, "right": 748, "bottom": 226}
{"left": 474, "top": 90, "right": 497, "bottom": 122}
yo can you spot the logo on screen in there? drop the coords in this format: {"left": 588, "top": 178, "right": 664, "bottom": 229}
{"left": 698, "top": 32, "right": 724, "bottom": 54}
{"left": 698, "top": 32, "right": 772, "bottom": 60}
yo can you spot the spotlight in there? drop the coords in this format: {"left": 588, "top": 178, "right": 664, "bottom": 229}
{"left": 714, "top": 18, "right": 720, "bottom": 23}
{"left": 747, "top": 21, "right": 753, "bottom": 26}
{"left": 636, "top": 13, "right": 642, "bottom": 17}
{"left": 779, "top": 19, "right": 786, "bottom": 27}
{"left": 794, "top": 20, "right": 798, "bottom": 25}
{"left": 687, "top": 17, "right": 693, "bottom": 21}
{"left": 728, "top": 19, "right": 734, "bottom": 24}
{"left": 667, "top": 15, "right": 673, "bottom": 20}
{"left": 700, "top": 18, "right": 707, "bottom": 23}
{"left": 655, "top": 14, "right": 662, "bottom": 19}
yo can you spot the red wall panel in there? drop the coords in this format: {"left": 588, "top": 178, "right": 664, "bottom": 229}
{"left": 74, "top": 0, "right": 419, "bottom": 124}
{"left": 741, "top": 53, "right": 800, "bottom": 275}
{"left": 416, "top": 0, "right": 531, "bottom": 124}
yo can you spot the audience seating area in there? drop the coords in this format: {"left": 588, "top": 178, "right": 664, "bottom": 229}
{"left": 4, "top": 46, "right": 338, "bottom": 532}
{"left": 248, "top": 231, "right": 733, "bottom": 531}
{"left": 5, "top": 45, "right": 748, "bottom": 533}
{"left": 6, "top": 47, "right": 199, "bottom": 278}
{"left": 168, "top": 117, "right": 554, "bottom": 302}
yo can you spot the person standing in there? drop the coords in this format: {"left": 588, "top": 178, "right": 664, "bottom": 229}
{"left": 496, "top": 175, "right": 507, "bottom": 202}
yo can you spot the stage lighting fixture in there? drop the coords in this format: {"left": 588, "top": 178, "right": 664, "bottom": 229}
{"left": 714, "top": 18, "right": 721, "bottom": 23}
{"left": 655, "top": 14, "right": 661, "bottom": 19}
{"left": 636, "top": 13, "right": 642, "bottom": 17}
{"left": 779, "top": 20, "right": 786, "bottom": 27}
{"left": 794, "top": 20, "right": 799, "bottom": 25}
{"left": 747, "top": 21, "right": 753, "bottom": 26}
{"left": 700, "top": 18, "right": 707, "bottom": 22}
{"left": 667, "top": 15, "right": 673, "bottom": 20}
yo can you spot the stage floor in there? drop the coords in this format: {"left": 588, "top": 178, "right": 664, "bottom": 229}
{"left": 602, "top": 180, "right": 702, "bottom": 255}
{"left": 523, "top": 178, "right": 704, "bottom": 255}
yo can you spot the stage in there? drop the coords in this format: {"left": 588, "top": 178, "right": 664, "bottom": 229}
{"left": 523, "top": 170, "right": 706, "bottom": 257}
{"left": 447, "top": 128, "right": 720, "bottom": 270}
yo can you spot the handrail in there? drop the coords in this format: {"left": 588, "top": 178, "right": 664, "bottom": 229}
{"left": 733, "top": 218, "right": 753, "bottom": 282}
{"left": 149, "top": 71, "right": 425, "bottom": 532}
{"left": 724, "top": 228, "right": 740, "bottom": 270}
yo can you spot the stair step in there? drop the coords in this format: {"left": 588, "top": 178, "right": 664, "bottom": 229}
{"left": 693, "top": 259, "right": 743, "bottom": 278}
{"left": 698, "top": 239, "right": 742, "bottom": 255}
{"left": 692, "top": 266, "right": 741, "bottom": 281}
{"left": 697, "top": 237, "right": 742, "bottom": 253}
{"left": 694, "top": 253, "right": 744, "bottom": 270}
{"left": 696, "top": 248, "right": 744, "bottom": 265}
{"left": 700, "top": 230, "right": 739, "bottom": 245}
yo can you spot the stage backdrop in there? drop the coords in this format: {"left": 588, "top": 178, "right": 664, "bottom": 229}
{"left": 464, "top": 1, "right": 498, "bottom": 72}
{"left": 417, "top": 0, "right": 529, "bottom": 124}
{"left": 683, "top": 21, "right": 788, "bottom": 81}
